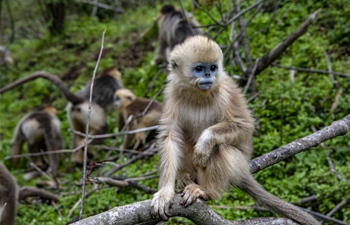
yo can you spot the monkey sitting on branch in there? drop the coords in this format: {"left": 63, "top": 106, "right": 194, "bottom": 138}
{"left": 152, "top": 4, "right": 202, "bottom": 65}
{"left": 11, "top": 104, "right": 63, "bottom": 181}
{"left": 0, "top": 68, "right": 123, "bottom": 165}
{"left": 114, "top": 88, "right": 163, "bottom": 150}
{"left": 150, "top": 35, "right": 319, "bottom": 225}
{"left": 0, "top": 163, "right": 58, "bottom": 225}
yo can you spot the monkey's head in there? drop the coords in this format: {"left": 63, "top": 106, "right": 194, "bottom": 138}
{"left": 114, "top": 88, "right": 136, "bottom": 110}
{"left": 99, "top": 67, "right": 122, "bottom": 81}
{"left": 36, "top": 104, "right": 57, "bottom": 115}
{"left": 168, "top": 35, "right": 224, "bottom": 91}
{"left": 160, "top": 4, "right": 176, "bottom": 15}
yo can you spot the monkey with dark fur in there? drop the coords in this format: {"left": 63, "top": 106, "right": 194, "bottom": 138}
{"left": 0, "top": 163, "right": 58, "bottom": 225}
{"left": 151, "top": 36, "right": 319, "bottom": 225}
{"left": 11, "top": 104, "right": 63, "bottom": 180}
{"left": 152, "top": 4, "right": 202, "bottom": 65}
{"left": 0, "top": 68, "right": 123, "bottom": 165}
{"left": 114, "top": 88, "right": 163, "bottom": 150}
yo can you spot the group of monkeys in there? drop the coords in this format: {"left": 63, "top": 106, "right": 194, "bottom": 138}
{"left": 0, "top": 4, "right": 319, "bottom": 225}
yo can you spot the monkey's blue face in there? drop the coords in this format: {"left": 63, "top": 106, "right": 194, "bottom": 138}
{"left": 192, "top": 62, "right": 218, "bottom": 90}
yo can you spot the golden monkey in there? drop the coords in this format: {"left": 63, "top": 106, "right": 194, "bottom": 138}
{"left": 0, "top": 163, "right": 59, "bottom": 225}
{"left": 151, "top": 36, "right": 319, "bottom": 225}
{"left": 66, "top": 68, "right": 123, "bottom": 164}
{"left": 11, "top": 104, "right": 63, "bottom": 180}
{"left": 114, "top": 88, "right": 163, "bottom": 150}
{"left": 0, "top": 68, "right": 123, "bottom": 164}
{"left": 152, "top": 4, "right": 202, "bottom": 65}
{"left": 0, "top": 163, "right": 17, "bottom": 225}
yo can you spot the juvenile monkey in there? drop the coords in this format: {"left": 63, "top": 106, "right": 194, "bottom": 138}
{"left": 152, "top": 4, "right": 202, "bottom": 65}
{"left": 0, "top": 68, "right": 123, "bottom": 164}
{"left": 151, "top": 36, "right": 319, "bottom": 225}
{"left": 0, "top": 163, "right": 59, "bottom": 225}
{"left": 114, "top": 88, "right": 163, "bottom": 149}
{"left": 66, "top": 68, "right": 123, "bottom": 163}
{"left": 11, "top": 104, "right": 63, "bottom": 180}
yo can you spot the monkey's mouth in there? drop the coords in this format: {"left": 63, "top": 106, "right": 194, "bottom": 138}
{"left": 198, "top": 81, "right": 213, "bottom": 90}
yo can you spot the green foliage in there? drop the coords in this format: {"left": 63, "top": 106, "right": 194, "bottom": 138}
{"left": 0, "top": 0, "right": 349, "bottom": 224}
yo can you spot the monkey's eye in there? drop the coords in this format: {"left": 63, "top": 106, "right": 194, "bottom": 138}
{"left": 210, "top": 65, "right": 217, "bottom": 72}
{"left": 194, "top": 66, "right": 203, "bottom": 72}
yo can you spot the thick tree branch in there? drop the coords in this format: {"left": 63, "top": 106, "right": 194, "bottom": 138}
{"left": 72, "top": 194, "right": 298, "bottom": 225}
{"left": 238, "top": 8, "right": 322, "bottom": 87}
{"left": 250, "top": 114, "right": 350, "bottom": 173}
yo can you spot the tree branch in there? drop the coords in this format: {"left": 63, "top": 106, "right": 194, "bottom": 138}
{"left": 72, "top": 194, "right": 298, "bottom": 225}
{"left": 250, "top": 114, "right": 350, "bottom": 173}
{"left": 238, "top": 8, "right": 322, "bottom": 86}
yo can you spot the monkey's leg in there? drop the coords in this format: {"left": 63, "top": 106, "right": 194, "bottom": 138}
{"left": 10, "top": 133, "right": 25, "bottom": 167}
{"left": 181, "top": 145, "right": 249, "bottom": 206}
{"left": 27, "top": 143, "right": 47, "bottom": 170}
{"left": 71, "top": 134, "right": 84, "bottom": 164}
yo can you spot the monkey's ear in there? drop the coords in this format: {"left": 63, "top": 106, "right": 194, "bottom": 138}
{"left": 170, "top": 60, "right": 178, "bottom": 70}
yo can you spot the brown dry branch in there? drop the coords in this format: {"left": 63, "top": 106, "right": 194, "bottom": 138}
{"left": 238, "top": 9, "right": 322, "bottom": 87}
{"left": 18, "top": 186, "right": 59, "bottom": 203}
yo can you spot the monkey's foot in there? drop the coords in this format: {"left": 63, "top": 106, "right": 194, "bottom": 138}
{"left": 151, "top": 188, "right": 175, "bottom": 221}
{"left": 180, "top": 184, "right": 208, "bottom": 207}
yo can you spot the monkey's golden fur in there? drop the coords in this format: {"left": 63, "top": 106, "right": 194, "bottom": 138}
{"left": 11, "top": 104, "right": 63, "bottom": 180}
{"left": 151, "top": 35, "right": 319, "bottom": 225}
{"left": 114, "top": 88, "right": 163, "bottom": 149}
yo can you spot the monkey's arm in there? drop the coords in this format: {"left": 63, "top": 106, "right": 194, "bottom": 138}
{"left": 151, "top": 123, "right": 183, "bottom": 220}
{"left": 193, "top": 120, "right": 254, "bottom": 168}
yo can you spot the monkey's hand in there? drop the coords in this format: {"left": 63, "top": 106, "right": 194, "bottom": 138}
{"left": 151, "top": 187, "right": 175, "bottom": 221}
{"left": 193, "top": 130, "right": 214, "bottom": 168}
{"left": 180, "top": 184, "right": 209, "bottom": 207}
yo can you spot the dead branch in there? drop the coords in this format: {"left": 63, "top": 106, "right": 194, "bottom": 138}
{"left": 238, "top": 9, "right": 322, "bottom": 87}
{"left": 77, "top": 0, "right": 123, "bottom": 13}
{"left": 72, "top": 194, "right": 298, "bottom": 225}
{"left": 250, "top": 114, "right": 350, "bottom": 173}
{"left": 271, "top": 63, "right": 350, "bottom": 77}
{"left": 104, "top": 143, "right": 157, "bottom": 177}
{"left": 18, "top": 187, "right": 59, "bottom": 203}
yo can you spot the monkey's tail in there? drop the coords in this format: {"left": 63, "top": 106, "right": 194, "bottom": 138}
{"left": 0, "top": 71, "right": 84, "bottom": 104}
{"left": 238, "top": 176, "right": 319, "bottom": 225}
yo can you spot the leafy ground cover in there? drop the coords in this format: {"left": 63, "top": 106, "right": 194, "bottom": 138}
{"left": 0, "top": 0, "right": 349, "bottom": 224}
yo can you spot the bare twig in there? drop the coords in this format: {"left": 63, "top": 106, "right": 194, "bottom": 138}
{"left": 192, "top": 0, "right": 226, "bottom": 27}
{"left": 104, "top": 143, "right": 157, "bottom": 177}
{"left": 272, "top": 63, "right": 350, "bottom": 77}
{"left": 4, "top": 141, "right": 91, "bottom": 160}
{"left": 77, "top": 0, "right": 123, "bottom": 13}
{"left": 72, "top": 125, "right": 159, "bottom": 139}
{"left": 323, "top": 51, "right": 335, "bottom": 83}
{"left": 326, "top": 198, "right": 349, "bottom": 218}
{"left": 79, "top": 30, "right": 105, "bottom": 221}
{"left": 243, "top": 58, "right": 259, "bottom": 94}
{"left": 233, "top": 0, "right": 253, "bottom": 70}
